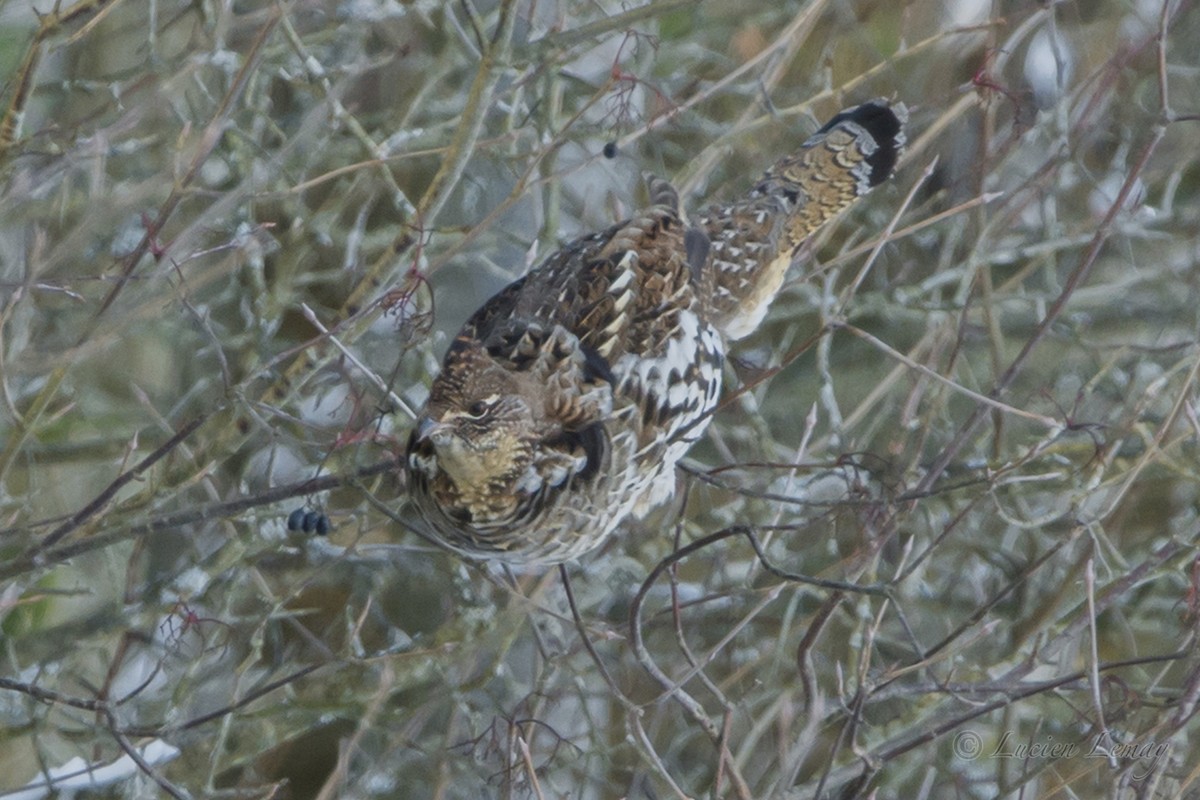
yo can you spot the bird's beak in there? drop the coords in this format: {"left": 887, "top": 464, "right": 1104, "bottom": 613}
{"left": 414, "top": 417, "right": 449, "bottom": 445}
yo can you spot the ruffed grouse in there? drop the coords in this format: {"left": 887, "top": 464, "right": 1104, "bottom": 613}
{"left": 406, "top": 99, "right": 906, "bottom": 565}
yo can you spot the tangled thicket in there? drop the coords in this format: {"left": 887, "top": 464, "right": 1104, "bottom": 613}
{"left": 2, "top": 1, "right": 1199, "bottom": 798}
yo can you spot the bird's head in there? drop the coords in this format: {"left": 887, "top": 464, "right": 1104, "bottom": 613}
{"left": 407, "top": 345, "right": 538, "bottom": 488}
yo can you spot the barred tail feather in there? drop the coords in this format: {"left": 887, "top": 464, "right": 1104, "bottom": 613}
{"left": 700, "top": 99, "right": 907, "bottom": 340}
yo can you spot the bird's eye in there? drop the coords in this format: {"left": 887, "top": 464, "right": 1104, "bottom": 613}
{"left": 465, "top": 394, "right": 500, "bottom": 418}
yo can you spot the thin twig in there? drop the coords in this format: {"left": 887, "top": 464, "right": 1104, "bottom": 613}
{"left": 0, "top": 459, "right": 402, "bottom": 583}
{"left": 104, "top": 710, "right": 190, "bottom": 800}
{"left": 833, "top": 322, "right": 1063, "bottom": 429}
{"left": 299, "top": 303, "right": 416, "bottom": 419}
{"left": 911, "top": 120, "right": 1167, "bottom": 496}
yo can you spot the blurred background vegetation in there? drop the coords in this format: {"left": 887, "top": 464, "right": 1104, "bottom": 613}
{"left": 2, "top": 0, "right": 1199, "bottom": 797}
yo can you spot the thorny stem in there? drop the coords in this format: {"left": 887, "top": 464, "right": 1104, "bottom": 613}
{"left": 629, "top": 525, "right": 891, "bottom": 796}
{"left": 104, "top": 708, "right": 190, "bottom": 800}
{"left": 29, "top": 416, "right": 206, "bottom": 554}
{"left": 0, "top": 7, "right": 284, "bottom": 487}
{"left": 913, "top": 0, "right": 1184, "bottom": 498}
{"left": 0, "top": 0, "right": 119, "bottom": 157}
{"left": 529, "top": 0, "right": 694, "bottom": 51}
{"left": 93, "top": 5, "right": 284, "bottom": 322}
{"left": 407, "top": 0, "right": 519, "bottom": 229}
{"left": 0, "top": 459, "right": 402, "bottom": 583}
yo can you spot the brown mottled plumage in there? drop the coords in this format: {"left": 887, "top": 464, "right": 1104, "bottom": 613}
{"left": 406, "top": 100, "right": 907, "bottom": 565}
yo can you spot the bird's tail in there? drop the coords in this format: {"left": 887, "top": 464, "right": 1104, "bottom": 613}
{"left": 699, "top": 99, "right": 907, "bottom": 341}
